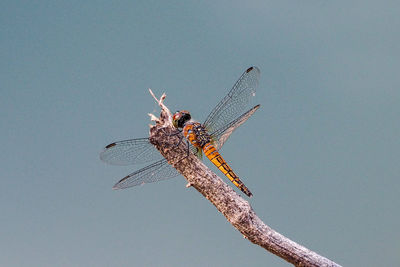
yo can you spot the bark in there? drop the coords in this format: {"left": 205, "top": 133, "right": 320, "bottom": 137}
{"left": 148, "top": 90, "right": 342, "bottom": 267}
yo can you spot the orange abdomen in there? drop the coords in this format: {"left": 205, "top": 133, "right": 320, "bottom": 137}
{"left": 183, "top": 122, "right": 252, "bottom": 197}
{"left": 203, "top": 143, "right": 252, "bottom": 197}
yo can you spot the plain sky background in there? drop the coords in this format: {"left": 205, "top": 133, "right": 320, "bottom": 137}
{"left": 1, "top": 1, "right": 399, "bottom": 266}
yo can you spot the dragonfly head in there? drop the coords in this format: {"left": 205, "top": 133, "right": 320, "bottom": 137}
{"left": 172, "top": 110, "right": 191, "bottom": 129}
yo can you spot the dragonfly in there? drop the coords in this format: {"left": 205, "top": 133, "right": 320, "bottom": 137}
{"left": 100, "top": 66, "right": 260, "bottom": 197}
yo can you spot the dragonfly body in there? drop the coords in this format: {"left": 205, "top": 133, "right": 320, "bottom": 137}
{"left": 100, "top": 66, "right": 261, "bottom": 197}
{"left": 175, "top": 114, "right": 253, "bottom": 197}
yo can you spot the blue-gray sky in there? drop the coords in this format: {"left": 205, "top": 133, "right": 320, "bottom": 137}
{"left": 1, "top": 1, "right": 399, "bottom": 266}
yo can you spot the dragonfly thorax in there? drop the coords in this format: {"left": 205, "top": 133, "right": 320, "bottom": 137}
{"left": 172, "top": 110, "right": 191, "bottom": 129}
{"left": 183, "top": 122, "right": 212, "bottom": 148}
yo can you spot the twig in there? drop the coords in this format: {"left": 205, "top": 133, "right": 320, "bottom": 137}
{"left": 148, "top": 91, "right": 342, "bottom": 267}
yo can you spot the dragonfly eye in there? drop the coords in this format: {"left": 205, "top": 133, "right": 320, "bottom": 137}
{"left": 172, "top": 112, "right": 182, "bottom": 128}
{"left": 179, "top": 113, "right": 191, "bottom": 126}
{"left": 172, "top": 111, "right": 191, "bottom": 128}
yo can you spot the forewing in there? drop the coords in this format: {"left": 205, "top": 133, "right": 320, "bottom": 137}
{"left": 212, "top": 105, "right": 260, "bottom": 150}
{"left": 112, "top": 158, "right": 180, "bottom": 189}
{"left": 203, "top": 66, "right": 260, "bottom": 134}
{"left": 100, "top": 138, "right": 163, "bottom": 165}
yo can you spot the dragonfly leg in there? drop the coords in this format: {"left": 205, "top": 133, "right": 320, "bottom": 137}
{"left": 175, "top": 134, "right": 185, "bottom": 147}
{"left": 165, "top": 128, "right": 191, "bottom": 159}
{"left": 186, "top": 140, "right": 191, "bottom": 157}
{"left": 169, "top": 139, "right": 192, "bottom": 166}
{"left": 167, "top": 129, "right": 182, "bottom": 137}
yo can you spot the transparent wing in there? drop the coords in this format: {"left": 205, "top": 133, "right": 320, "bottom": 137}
{"left": 211, "top": 105, "right": 260, "bottom": 150}
{"left": 112, "top": 158, "right": 180, "bottom": 189}
{"left": 100, "top": 138, "right": 163, "bottom": 165}
{"left": 203, "top": 66, "right": 260, "bottom": 134}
